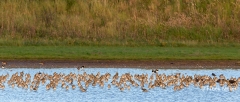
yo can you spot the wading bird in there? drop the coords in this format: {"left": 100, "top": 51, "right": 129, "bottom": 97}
{"left": 212, "top": 73, "right": 216, "bottom": 76}
{"left": 39, "top": 62, "right": 44, "bottom": 68}
{"left": 141, "top": 87, "right": 148, "bottom": 92}
{"left": 2, "top": 62, "right": 7, "bottom": 68}
{"left": 152, "top": 69, "right": 158, "bottom": 73}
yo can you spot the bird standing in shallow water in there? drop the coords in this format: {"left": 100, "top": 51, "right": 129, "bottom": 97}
{"left": 152, "top": 69, "right": 158, "bottom": 73}
{"left": 142, "top": 87, "right": 148, "bottom": 92}
{"left": 107, "top": 84, "right": 111, "bottom": 89}
{"left": 77, "top": 67, "right": 80, "bottom": 72}
{"left": 229, "top": 79, "right": 236, "bottom": 84}
{"left": 212, "top": 73, "right": 216, "bottom": 76}
{"left": 77, "top": 66, "right": 84, "bottom": 71}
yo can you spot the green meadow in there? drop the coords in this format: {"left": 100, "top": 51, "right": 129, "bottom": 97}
{"left": 0, "top": 46, "right": 239, "bottom": 60}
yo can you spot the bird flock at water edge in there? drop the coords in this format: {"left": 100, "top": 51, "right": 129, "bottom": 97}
{"left": 0, "top": 61, "right": 240, "bottom": 92}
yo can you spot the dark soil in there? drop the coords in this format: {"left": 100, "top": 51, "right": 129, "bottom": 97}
{"left": 1, "top": 60, "right": 240, "bottom": 69}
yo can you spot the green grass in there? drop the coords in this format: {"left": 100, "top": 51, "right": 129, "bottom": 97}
{"left": 0, "top": 46, "right": 239, "bottom": 60}
{"left": 1, "top": 1, "right": 239, "bottom": 61}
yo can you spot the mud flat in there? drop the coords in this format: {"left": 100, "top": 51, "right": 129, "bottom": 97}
{"left": 1, "top": 60, "right": 240, "bottom": 69}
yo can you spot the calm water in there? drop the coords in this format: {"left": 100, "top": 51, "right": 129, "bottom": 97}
{"left": 0, "top": 68, "right": 240, "bottom": 102}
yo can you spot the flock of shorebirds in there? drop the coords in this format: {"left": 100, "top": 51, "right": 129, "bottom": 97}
{"left": 0, "top": 62, "right": 240, "bottom": 92}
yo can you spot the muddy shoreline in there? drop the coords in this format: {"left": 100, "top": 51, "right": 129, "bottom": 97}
{"left": 1, "top": 60, "right": 240, "bottom": 69}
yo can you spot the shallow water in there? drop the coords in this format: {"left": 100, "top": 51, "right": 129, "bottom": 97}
{"left": 0, "top": 68, "right": 240, "bottom": 102}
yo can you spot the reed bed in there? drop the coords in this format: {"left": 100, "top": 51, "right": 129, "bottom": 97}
{"left": 0, "top": 0, "right": 240, "bottom": 46}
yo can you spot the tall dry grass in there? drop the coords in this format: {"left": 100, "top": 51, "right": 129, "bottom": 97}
{"left": 0, "top": 0, "right": 240, "bottom": 46}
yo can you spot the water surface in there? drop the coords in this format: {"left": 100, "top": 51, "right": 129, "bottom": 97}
{"left": 0, "top": 68, "right": 239, "bottom": 102}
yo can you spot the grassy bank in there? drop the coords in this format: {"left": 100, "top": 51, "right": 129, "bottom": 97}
{"left": 0, "top": 46, "right": 239, "bottom": 60}
{"left": 0, "top": 0, "right": 240, "bottom": 46}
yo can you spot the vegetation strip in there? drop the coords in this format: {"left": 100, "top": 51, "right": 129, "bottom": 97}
{"left": 0, "top": 46, "right": 239, "bottom": 60}
{"left": 0, "top": 0, "right": 240, "bottom": 46}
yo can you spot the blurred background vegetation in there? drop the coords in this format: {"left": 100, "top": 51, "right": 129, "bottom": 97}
{"left": 0, "top": 0, "right": 240, "bottom": 46}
